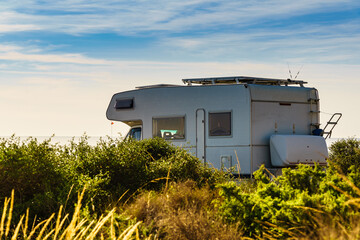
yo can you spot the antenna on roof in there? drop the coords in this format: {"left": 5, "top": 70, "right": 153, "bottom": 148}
{"left": 294, "top": 65, "right": 303, "bottom": 80}
{"left": 287, "top": 63, "right": 293, "bottom": 79}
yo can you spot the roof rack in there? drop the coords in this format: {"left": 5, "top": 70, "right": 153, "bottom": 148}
{"left": 182, "top": 76, "right": 307, "bottom": 87}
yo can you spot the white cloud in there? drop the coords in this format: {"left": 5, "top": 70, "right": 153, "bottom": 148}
{"left": 1, "top": 0, "right": 359, "bottom": 34}
{"left": 0, "top": 24, "right": 41, "bottom": 32}
{"left": 157, "top": 20, "right": 360, "bottom": 64}
{"left": 0, "top": 51, "right": 111, "bottom": 65}
{"left": 0, "top": 44, "right": 23, "bottom": 52}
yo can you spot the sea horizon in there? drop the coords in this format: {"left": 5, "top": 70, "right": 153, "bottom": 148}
{"left": 0, "top": 135, "right": 355, "bottom": 147}
{"left": 0, "top": 135, "right": 122, "bottom": 146}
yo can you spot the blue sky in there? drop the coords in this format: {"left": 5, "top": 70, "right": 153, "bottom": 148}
{"left": 1, "top": 0, "right": 360, "bottom": 137}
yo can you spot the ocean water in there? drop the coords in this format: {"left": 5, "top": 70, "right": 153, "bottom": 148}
{"left": 0, "top": 136, "right": 351, "bottom": 147}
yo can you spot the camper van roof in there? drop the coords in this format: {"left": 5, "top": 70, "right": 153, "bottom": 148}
{"left": 136, "top": 84, "right": 182, "bottom": 89}
{"left": 182, "top": 76, "right": 307, "bottom": 87}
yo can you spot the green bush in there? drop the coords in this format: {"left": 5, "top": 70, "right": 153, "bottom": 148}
{"left": 329, "top": 138, "right": 360, "bottom": 175}
{"left": 0, "top": 136, "right": 71, "bottom": 220}
{"left": 66, "top": 137, "right": 226, "bottom": 211}
{"left": 217, "top": 164, "right": 360, "bottom": 239}
{"left": 0, "top": 135, "right": 226, "bottom": 221}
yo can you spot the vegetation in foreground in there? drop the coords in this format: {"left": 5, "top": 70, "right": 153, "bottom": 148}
{"left": 0, "top": 136, "right": 359, "bottom": 239}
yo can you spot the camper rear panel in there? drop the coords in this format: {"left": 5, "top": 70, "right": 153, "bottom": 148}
{"left": 249, "top": 85, "right": 320, "bottom": 171}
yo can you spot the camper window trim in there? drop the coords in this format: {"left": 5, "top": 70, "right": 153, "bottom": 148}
{"left": 152, "top": 116, "right": 186, "bottom": 141}
{"left": 208, "top": 111, "right": 232, "bottom": 137}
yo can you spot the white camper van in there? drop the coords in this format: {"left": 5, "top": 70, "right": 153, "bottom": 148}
{"left": 106, "top": 76, "right": 341, "bottom": 176}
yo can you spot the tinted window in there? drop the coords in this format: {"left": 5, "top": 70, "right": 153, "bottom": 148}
{"left": 153, "top": 117, "right": 185, "bottom": 140}
{"left": 209, "top": 112, "right": 231, "bottom": 136}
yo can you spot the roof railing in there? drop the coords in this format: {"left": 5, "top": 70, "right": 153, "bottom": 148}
{"left": 182, "top": 76, "right": 307, "bottom": 87}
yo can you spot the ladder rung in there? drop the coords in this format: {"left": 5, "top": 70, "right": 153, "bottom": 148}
{"left": 310, "top": 111, "right": 320, "bottom": 113}
{"left": 327, "top": 122, "right": 337, "bottom": 124}
{"left": 323, "top": 131, "right": 331, "bottom": 134}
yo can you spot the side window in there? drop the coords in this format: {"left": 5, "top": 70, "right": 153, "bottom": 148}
{"left": 209, "top": 112, "right": 231, "bottom": 136}
{"left": 126, "top": 127, "right": 142, "bottom": 141}
{"left": 152, "top": 117, "right": 185, "bottom": 140}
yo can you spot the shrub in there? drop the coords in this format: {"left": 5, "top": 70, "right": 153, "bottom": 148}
{"left": 329, "top": 138, "right": 360, "bottom": 175}
{"left": 0, "top": 135, "right": 226, "bottom": 221}
{"left": 217, "top": 164, "right": 360, "bottom": 239}
{"left": 67, "top": 137, "right": 227, "bottom": 212}
{"left": 0, "top": 136, "right": 70, "bottom": 220}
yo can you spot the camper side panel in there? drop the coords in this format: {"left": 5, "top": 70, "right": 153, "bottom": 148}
{"left": 107, "top": 85, "right": 253, "bottom": 174}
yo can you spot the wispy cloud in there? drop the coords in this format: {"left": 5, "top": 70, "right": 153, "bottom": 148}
{"left": 0, "top": 24, "right": 41, "bottom": 33}
{"left": 2, "top": 0, "right": 359, "bottom": 65}
{"left": 158, "top": 19, "right": 360, "bottom": 63}
{"left": 0, "top": 51, "right": 111, "bottom": 64}
{"left": 1, "top": 0, "right": 359, "bottom": 35}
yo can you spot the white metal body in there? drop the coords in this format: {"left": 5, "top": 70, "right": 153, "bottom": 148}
{"left": 106, "top": 79, "right": 327, "bottom": 175}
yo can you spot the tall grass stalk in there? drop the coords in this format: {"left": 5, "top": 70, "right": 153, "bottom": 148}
{"left": 11, "top": 215, "right": 24, "bottom": 240}
{"left": 0, "top": 197, "right": 9, "bottom": 238}
{"left": 118, "top": 221, "right": 142, "bottom": 240}
{"left": 0, "top": 189, "right": 14, "bottom": 239}
{"left": 0, "top": 188, "right": 141, "bottom": 240}
{"left": 6, "top": 190, "right": 14, "bottom": 237}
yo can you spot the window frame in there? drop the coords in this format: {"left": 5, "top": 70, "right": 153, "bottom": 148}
{"left": 152, "top": 115, "right": 186, "bottom": 141}
{"left": 208, "top": 111, "right": 232, "bottom": 137}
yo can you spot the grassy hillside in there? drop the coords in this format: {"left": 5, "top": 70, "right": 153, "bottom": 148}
{"left": 0, "top": 136, "right": 359, "bottom": 239}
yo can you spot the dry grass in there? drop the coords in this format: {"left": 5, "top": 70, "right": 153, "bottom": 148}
{"left": 311, "top": 218, "right": 360, "bottom": 240}
{"left": 0, "top": 189, "right": 141, "bottom": 240}
{"left": 126, "top": 180, "right": 242, "bottom": 240}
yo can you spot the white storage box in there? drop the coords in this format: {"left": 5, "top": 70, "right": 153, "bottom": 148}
{"left": 270, "top": 135, "right": 328, "bottom": 167}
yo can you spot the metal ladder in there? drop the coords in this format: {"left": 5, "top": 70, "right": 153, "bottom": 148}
{"left": 308, "top": 89, "right": 320, "bottom": 130}
{"left": 323, "top": 113, "right": 342, "bottom": 139}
